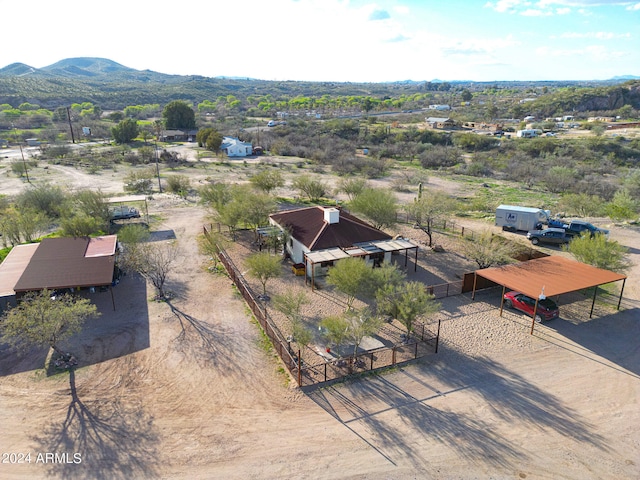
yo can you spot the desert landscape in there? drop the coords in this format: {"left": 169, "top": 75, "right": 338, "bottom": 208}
{"left": 0, "top": 150, "right": 639, "bottom": 479}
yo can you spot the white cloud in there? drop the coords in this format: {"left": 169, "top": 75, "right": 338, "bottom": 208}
{"left": 559, "top": 31, "right": 632, "bottom": 39}
{"left": 521, "top": 8, "right": 552, "bottom": 15}
{"left": 487, "top": 0, "right": 636, "bottom": 15}
{"left": 484, "top": 0, "right": 529, "bottom": 13}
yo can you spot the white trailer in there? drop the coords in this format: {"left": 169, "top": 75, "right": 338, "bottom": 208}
{"left": 516, "top": 129, "right": 542, "bottom": 138}
{"left": 495, "top": 205, "right": 551, "bottom": 232}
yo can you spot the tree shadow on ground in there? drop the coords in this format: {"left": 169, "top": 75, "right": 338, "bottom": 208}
{"left": 307, "top": 345, "right": 608, "bottom": 471}
{"left": 165, "top": 300, "right": 238, "bottom": 372}
{"left": 31, "top": 369, "right": 160, "bottom": 480}
{"left": 0, "top": 275, "right": 151, "bottom": 377}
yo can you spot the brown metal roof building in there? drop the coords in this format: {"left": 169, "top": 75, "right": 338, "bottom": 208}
{"left": 472, "top": 256, "right": 627, "bottom": 333}
{"left": 3, "top": 236, "right": 117, "bottom": 294}
{"left": 270, "top": 206, "right": 392, "bottom": 252}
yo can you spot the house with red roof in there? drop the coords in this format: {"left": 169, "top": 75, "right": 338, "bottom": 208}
{"left": 269, "top": 206, "right": 418, "bottom": 285}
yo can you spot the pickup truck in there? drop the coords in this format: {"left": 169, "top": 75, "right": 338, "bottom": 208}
{"left": 526, "top": 228, "right": 571, "bottom": 246}
{"left": 547, "top": 219, "right": 609, "bottom": 238}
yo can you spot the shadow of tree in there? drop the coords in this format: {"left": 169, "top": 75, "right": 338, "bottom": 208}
{"left": 165, "top": 300, "right": 237, "bottom": 371}
{"left": 307, "top": 346, "right": 609, "bottom": 470}
{"left": 31, "top": 369, "right": 160, "bottom": 479}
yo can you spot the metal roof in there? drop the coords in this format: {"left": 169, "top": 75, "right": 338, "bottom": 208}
{"left": 85, "top": 235, "right": 118, "bottom": 257}
{"left": 11, "top": 237, "right": 116, "bottom": 293}
{"left": 0, "top": 243, "right": 39, "bottom": 296}
{"left": 305, "top": 248, "right": 351, "bottom": 263}
{"left": 475, "top": 256, "right": 626, "bottom": 299}
{"left": 108, "top": 195, "right": 147, "bottom": 204}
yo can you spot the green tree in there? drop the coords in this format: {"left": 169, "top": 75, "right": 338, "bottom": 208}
{"left": 319, "top": 314, "right": 350, "bottom": 352}
{"left": 60, "top": 212, "right": 101, "bottom": 237}
{"left": 605, "top": 189, "right": 638, "bottom": 221}
{"left": 336, "top": 177, "right": 368, "bottom": 201}
{"left": 73, "top": 189, "right": 111, "bottom": 232}
{"left": 162, "top": 100, "right": 196, "bottom": 130}
{"left": 557, "top": 193, "right": 606, "bottom": 217}
{"left": 462, "top": 230, "right": 515, "bottom": 269}
{"left": 197, "top": 229, "right": 228, "bottom": 272}
{"left": 321, "top": 308, "right": 382, "bottom": 357}
{"left": 394, "top": 281, "right": 440, "bottom": 335}
{"left": 111, "top": 118, "right": 139, "bottom": 144}
{"left": 235, "top": 187, "right": 276, "bottom": 237}
{"left": 0, "top": 206, "right": 49, "bottom": 245}
{"left": 250, "top": 170, "right": 285, "bottom": 194}
{"left": 349, "top": 187, "right": 397, "bottom": 230}
{"left": 16, "top": 184, "right": 65, "bottom": 219}
{"left": 199, "top": 182, "right": 232, "bottom": 210}
{"left": 245, "top": 252, "right": 281, "bottom": 296}
{"left": 165, "top": 175, "right": 191, "bottom": 198}
{"left": 216, "top": 200, "right": 245, "bottom": 240}
{"left": 1, "top": 289, "right": 99, "bottom": 357}
{"left": 272, "top": 291, "right": 308, "bottom": 325}
{"left": 273, "top": 291, "right": 312, "bottom": 357}
{"left": 326, "top": 257, "right": 375, "bottom": 310}
{"left": 404, "top": 190, "right": 457, "bottom": 246}
{"left": 117, "top": 224, "right": 150, "bottom": 244}
{"left": 564, "top": 234, "right": 630, "bottom": 273}
{"left": 292, "top": 175, "right": 327, "bottom": 202}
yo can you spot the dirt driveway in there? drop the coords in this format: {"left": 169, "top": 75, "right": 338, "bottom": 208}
{"left": 0, "top": 152, "right": 639, "bottom": 479}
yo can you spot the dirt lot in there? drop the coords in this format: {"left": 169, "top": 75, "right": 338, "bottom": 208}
{"left": 1, "top": 149, "right": 639, "bottom": 479}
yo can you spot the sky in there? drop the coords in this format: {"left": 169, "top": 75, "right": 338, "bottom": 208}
{"left": 2, "top": 0, "right": 639, "bottom": 82}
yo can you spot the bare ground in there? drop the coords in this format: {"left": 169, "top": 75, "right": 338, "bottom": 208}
{"left": 0, "top": 151, "right": 639, "bottom": 479}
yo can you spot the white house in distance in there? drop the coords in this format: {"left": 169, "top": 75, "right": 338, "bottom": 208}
{"left": 428, "top": 104, "right": 451, "bottom": 111}
{"left": 220, "top": 137, "right": 253, "bottom": 157}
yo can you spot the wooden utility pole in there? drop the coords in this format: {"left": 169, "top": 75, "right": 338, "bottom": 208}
{"left": 66, "top": 107, "right": 76, "bottom": 143}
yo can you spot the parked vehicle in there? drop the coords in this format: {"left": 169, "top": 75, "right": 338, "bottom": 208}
{"left": 110, "top": 205, "right": 140, "bottom": 221}
{"left": 495, "top": 205, "right": 551, "bottom": 232}
{"left": 504, "top": 291, "right": 559, "bottom": 322}
{"left": 526, "top": 228, "right": 571, "bottom": 246}
{"left": 547, "top": 219, "right": 609, "bottom": 238}
{"left": 267, "top": 120, "right": 277, "bottom": 127}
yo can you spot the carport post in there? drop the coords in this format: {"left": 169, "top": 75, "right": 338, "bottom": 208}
{"left": 589, "top": 286, "right": 598, "bottom": 318}
{"left": 530, "top": 298, "right": 540, "bottom": 335}
{"left": 499, "top": 285, "right": 506, "bottom": 317}
{"left": 617, "top": 278, "right": 626, "bottom": 310}
{"left": 110, "top": 286, "right": 116, "bottom": 311}
{"left": 471, "top": 272, "right": 478, "bottom": 300}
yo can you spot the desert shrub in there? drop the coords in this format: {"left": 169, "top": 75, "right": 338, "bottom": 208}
{"left": 124, "top": 168, "right": 156, "bottom": 193}
{"left": 15, "top": 183, "right": 66, "bottom": 218}
{"left": 419, "top": 145, "right": 461, "bottom": 169}
{"left": 165, "top": 175, "right": 191, "bottom": 197}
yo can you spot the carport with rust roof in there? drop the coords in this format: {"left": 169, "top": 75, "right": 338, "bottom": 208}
{"left": 471, "top": 256, "right": 627, "bottom": 334}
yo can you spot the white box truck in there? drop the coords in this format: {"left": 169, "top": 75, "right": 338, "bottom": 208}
{"left": 495, "top": 205, "right": 550, "bottom": 232}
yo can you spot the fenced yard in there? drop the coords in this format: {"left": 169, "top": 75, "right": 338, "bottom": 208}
{"left": 207, "top": 225, "right": 442, "bottom": 387}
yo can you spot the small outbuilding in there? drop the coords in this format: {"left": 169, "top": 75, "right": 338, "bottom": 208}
{"left": 0, "top": 236, "right": 119, "bottom": 311}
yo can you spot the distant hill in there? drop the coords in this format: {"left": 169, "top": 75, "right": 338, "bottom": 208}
{"left": 0, "top": 63, "right": 40, "bottom": 76}
{"left": 610, "top": 75, "right": 640, "bottom": 81}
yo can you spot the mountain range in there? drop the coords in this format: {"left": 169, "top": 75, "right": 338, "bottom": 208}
{"left": 0, "top": 57, "right": 637, "bottom": 110}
